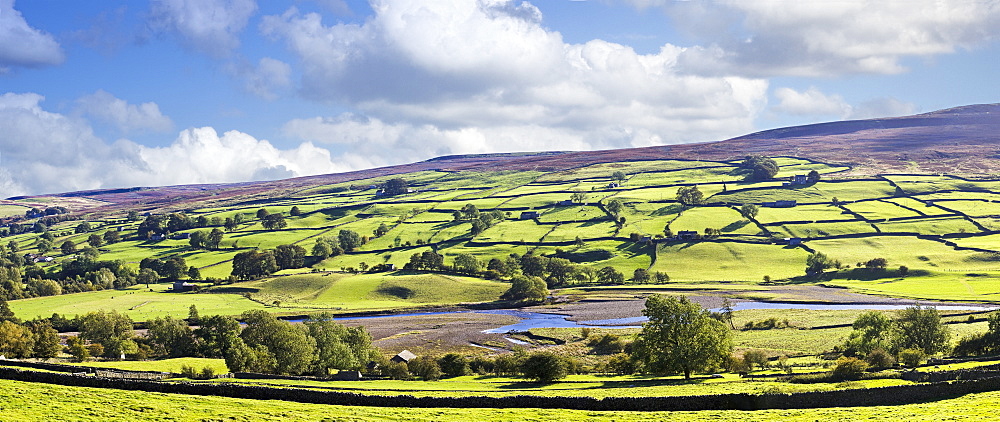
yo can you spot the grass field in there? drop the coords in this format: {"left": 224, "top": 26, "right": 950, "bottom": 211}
{"left": 8, "top": 378, "right": 1000, "bottom": 421}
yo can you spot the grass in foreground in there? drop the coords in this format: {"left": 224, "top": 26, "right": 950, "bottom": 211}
{"left": 4, "top": 378, "right": 1000, "bottom": 421}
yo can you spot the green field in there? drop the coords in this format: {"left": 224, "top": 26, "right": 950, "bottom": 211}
{"left": 7, "top": 377, "right": 1000, "bottom": 421}
{"left": 10, "top": 155, "right": 1000, "bottom": 323}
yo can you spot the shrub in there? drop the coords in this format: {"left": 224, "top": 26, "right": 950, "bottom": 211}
{"left": 408, "top": 356, "right": 442, "bottom": 381}
{"left": 437, "top": 353, "right": 469, "bottom": 378}
{"left": 742, "top": 349, "right": 769, "bottom": 371}
{"left": 898, "top": 348, "right": 927, "bottom": 368}
{"left": 864, "top": 348, "right": 896, "bottom": 369}
{"left": 469, "top": 356, "right": 494, "bottom": 375}
{"left": 520, "top": 351, "right": 567, "bottom": 383}
{"left": 830, "top": 357, "right": 869, "bottom": 381}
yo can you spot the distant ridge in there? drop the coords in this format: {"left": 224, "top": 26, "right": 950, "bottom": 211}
{"left": 9, "top": 103, "right": 1000, "bottom": 214}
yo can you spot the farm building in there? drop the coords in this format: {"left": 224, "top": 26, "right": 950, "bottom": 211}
{"left": 172, "top": 281, "right": 195, "bottom": 292}
{"left": 763, "top": 200, "right": 797, "bottom": 208}
{"left": 391, "top": 350, "right": 416, "bottom": 364}
{"left": 519, "top": 211, "right": 540, "bottom": 220}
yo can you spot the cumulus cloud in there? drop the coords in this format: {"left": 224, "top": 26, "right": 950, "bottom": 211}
{"left": 149, "top": 0, "right": 258, "bottom": 58}
{"left": 261, "top": 0, "right": 768, "bottom": 156}
{"left": 0, "top": 0, "right": 65, "bottom": 70}
{"left": 76, "top": 90, "right": 174, "bottom": 134}
{"left": 772, "top": 87, "right": 851, "bottom": 118}
{"left": 628, "top": 0, "right": 1000, "bottom": 77}
{"left": 0, "top": 92, "right": 338, "bottom": 198}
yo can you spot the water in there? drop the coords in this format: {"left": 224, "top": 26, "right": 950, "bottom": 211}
{"left": 298, "top": 301, "right": 998, "bottom": 333}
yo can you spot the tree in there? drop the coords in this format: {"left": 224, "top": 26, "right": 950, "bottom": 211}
{"left": 289, "top": 206, "right": 301, "bottom": 216}
{"left": 437, "top": 353, "right": 469, "bottom": 378}
{"left": 87, "top": 234, "right": 103, "bottom": 248}
{"left": 634, "top": 295, "right": 733, "bottom": 379}
{"left": 256, "top": 208, "right": 270, "bottom": 220}
{"left": 571, "top": 191, "right": 587, "bottom": 204}
{"left": 304, "top": 314, "right": 378, "bottom": 374}
{"left": 373, "top": 223, "right": 390, "bottom": 237}
{"left": 611, "top": 170, "right": 627, "bottom": 184}
{"left": 75, "top": 221, "right": 92, "bottom": 233}
{"left": 162, "top": 256, "right": 188, "bottom": 280}
{"left": 807, "top": 170, "right": 821, "bottom": 182}
{"left": 719, "top": 298, "right": 735, "bottom": 330}
{"left": 206, "top": 228, "right": 224, "bottom": 250}
{"left": 146, "top": 316, "right": 195, "bottom": 358}
{"left": 453, "top": 254, "right": 482, "bottom": 275}
{"left": 312, "top": 240, "right": 332, "bottom": 259}
{"left": 138, "top": 268, "right": 159, "bottom": 288}
{"left": 844, "top": 310, "right": 893, "bottom": 355}
{"left": 102, "top": 230, "right": 121, "bottom": 244}
{"left": 274, "top": 244, "right": 307, "bottom": 269}
{"left": 189, "top": 231, "right": 206, "bottom": 249}
{"left": 224, "top": 217, "right": 238, "bottom": 232}
{"left": 740, "top": 155, "right": 779, "bottom": 181}
{"left": 261, "top": 213, "right": 287, "bottom": 230}
{"left": 521, "top": 351, "right": 567, "bottom": 383}
{"left": 60, "top": 240, "right": 77, "bottom": 255}
{"left": 66, "top": 336, "right": 90, "bottom": 362}
{"left": 232, "top": 250, "right": 278, "bottom": 280}
{"left": 597, "top": 266, "right": 625, "bottom": 285}
{"left": 338, "top": 229, "right": 363, "bottom": 252}
{"left": 864, "top": 257, "right": 888, "bottom": 271}
{"left": 893, "top": 305, "right": 950, "bottom": 355}
{"left": 78, "top": 310, "right": 137, "bottom": 359}
{"left": 408, "top": 356, "right": 442, "bottom": 381}
{"left": 0, "top": 320, "right": 33, "bottom": 358}
{"left": 187, "top": 266, "right": 201, "bottom": 280}
{"left": 632, "top": 268, "right": 650, "bottom": 284}
{"left": 605, "top": 198, "right": 624, "bottom": 216}
{"left": 806, "top": 252, "right": 839, "bottom": 275}
{"left": 676, "top": 186, "right": 705, "bottom": 206}
{"left": 501, "top": 275, "right": 548, "bottom": 303}
{"left": 36, "top": 239, "right": 52, "bottom": 254}
{"left": 381, "top": 178, "right": 409, "bottom": 196}
{"left": 239, "top": 310, "right": 317, "bottom": 375}
{"left": 194, "top": 315, "right": 242, "bottom": 358}
{"left": 739, "top": 204, "right": 759, "bottom": 220}
{"left": 27, "top": 320, "right": 61, "bottom": 359}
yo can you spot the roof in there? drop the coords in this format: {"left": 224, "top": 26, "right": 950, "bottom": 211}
{"left": 394, "top": 350, "right": 416, "bottom": 362}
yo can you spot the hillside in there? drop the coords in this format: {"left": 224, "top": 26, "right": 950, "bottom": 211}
{"left": 4, "top": 104, "right": 1000, "bottom": 216}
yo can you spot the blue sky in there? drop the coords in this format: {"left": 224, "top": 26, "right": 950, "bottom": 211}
{"left": 1, "top": 0, "right": 998, "bottom": 197}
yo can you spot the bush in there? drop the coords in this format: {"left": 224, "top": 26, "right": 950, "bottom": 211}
{"left": 830, "top": 357, "right": 869, "bottom": 381}
{"left": 408, "top": 356, "right": 442, "bottom": 381}
{"left": 383, "top": 361, "right": 410, "bottom": 380}
{"left": 742, "top": 350, "right": 769, "bottom": 371}
{"left": 864, "top": 348, "right": 896, "bottom": 369}
{"left": 898, "top": 348, "right": 927, "bottom": 368}
{"left": 520, "top": 351, "right": 567, "bottom": 383}
{"left": 437, "top": 353, "right": 469, "bottom": 378}
{"left": 468, "top": 356, "right": 494, "bottom": 375}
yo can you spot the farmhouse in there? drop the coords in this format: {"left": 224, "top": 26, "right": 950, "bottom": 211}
{"left": 783, "top": 174, "right": 810, "bottom": 187}
{"left": 172, "top": 281, "right": 195, "bottom": 292}
{"left": 391, "top": 350, "right": 417, "bottom": 364}
{"left": 676, "top": 230, "right": 698, "bottom": 240}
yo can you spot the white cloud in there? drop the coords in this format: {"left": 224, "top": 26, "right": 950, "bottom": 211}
{"left": 149, "top": 0, "right": 258, "bottom": 58}
{"left": 0, "top": 0, "right": 65, "bottom": 70}
{"left": 76, "top": 90, "right": 174, "bottom": 134}
{"left": 849, "top": 98, "right": 918, "bottom": 120}
{"left": 770, "top": 87, "right": 918, "bottom": 121}
{"left": 134, "top": 127, "right": 340, "bottom": 185}
{"left": 628, "top": 0, "right": 1000, "bottom": 77}
{"left": 261, "top": 0, "right": 768, "bottom": 155}
{"left": 772, "top": 87, "right": 851, "bottom": 118}
{"left": 0, "top": 92, "right": 338, "bottom": 198}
